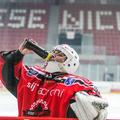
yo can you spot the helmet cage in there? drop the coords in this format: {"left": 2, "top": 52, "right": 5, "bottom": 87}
{"left": 53, "top": 44, "right": 79, "bottom": 74}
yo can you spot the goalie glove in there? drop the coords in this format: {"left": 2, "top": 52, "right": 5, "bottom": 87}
{"left": 70, "top": 92, "right": 108, "bottom": 120}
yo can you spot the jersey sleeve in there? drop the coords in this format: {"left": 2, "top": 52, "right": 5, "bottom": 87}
{"left": 0, "top": 50, "right": 24, "bottom": 96}
{"left": 74, "top": 76, "right": 101, "bottom": 97}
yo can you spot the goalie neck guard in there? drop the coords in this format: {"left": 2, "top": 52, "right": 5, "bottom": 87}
{"left": 45, "top": 44, "right": 80, "bottom": 74}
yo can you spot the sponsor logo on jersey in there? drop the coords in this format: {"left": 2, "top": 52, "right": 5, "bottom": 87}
{"left": 23, "top": 99, "right": 50, "bottom": 116}
{"left": 27, "top": 68, "right": 38, "bottom": 76}
{"left": 64, "top": 78, "right": 75, "bottom": 86}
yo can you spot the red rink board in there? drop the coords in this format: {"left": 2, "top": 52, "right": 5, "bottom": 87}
{"left": 0, "top": 117, "right": 77, "bottom": 120}
{"left": 0, "top": 117, "right": 119, "bottom": 120}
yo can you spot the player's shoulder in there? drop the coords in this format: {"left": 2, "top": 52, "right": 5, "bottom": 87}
{"left": 66, "top": 73, "right": 85, "bottom": 79}
{"left": 66, "top": 74, "right": 93, "bottom": 84}
{"left": 33, "top": 65, "right": 47, "bottom": 72}
{"left": 28, "top": 65, "right": 47, "bottom": 74}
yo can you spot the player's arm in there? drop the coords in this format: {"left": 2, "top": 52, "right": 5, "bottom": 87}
{"left": 66, "top": 76, "right": 108, "bottom": 120}
{"left": 0, "top": 39, "right": 32, "bottom": 96}
{"left": 21, "top": 39, "right": 65, "bottom": 62}
{"left": 0, "top": 50, "right": 24, "bottom": 96}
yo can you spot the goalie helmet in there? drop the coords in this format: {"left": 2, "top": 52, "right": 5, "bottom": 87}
{"left": 45, "top": 44, "right": 80, "bottom": 74}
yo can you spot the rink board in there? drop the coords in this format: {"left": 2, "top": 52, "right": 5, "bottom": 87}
{"left": 0, "top": 117, "right": 119, "bottom": 120}
{"left": 0, "top": 117, "right": 77, "bottom": 120}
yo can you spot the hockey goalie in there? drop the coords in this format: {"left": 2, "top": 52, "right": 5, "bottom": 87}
{"left": 0, "top": 39, "right": 108, "bottom": 120}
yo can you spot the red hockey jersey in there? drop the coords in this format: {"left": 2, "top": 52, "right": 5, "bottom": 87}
{"left": 0, "top": 51, "right": 101, "bottom": 117}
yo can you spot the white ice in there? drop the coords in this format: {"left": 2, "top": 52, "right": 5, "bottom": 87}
{"left": 0, "top": 92, "right": 18, "bottom": 116}
{"left": 0, "top": 91, "right": 120, "bottom": 119}
{"left": 102, "top": 93, "right": 120, "bottom": 119}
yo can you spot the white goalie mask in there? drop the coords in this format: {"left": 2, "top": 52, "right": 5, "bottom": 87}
{"left": 45, "top": 44, "right": 80, "bottom": 74}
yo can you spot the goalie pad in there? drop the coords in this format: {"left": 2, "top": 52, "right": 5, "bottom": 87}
{"left": 70, "top": 92, "right": 108, "bottom": 120}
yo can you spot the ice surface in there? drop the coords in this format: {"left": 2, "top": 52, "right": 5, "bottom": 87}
{"left": 102, "top": 93, "right": 120, "bottom": 119}
{"left": 0, "top": 92, "right": 18, "bottom": 116}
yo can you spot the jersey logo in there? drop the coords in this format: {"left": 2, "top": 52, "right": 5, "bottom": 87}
{"left": 27, "top": 68, "right": 38, "bottom": 76}
{"left": 64, "top": 78, "right": 75, "bottom": 86}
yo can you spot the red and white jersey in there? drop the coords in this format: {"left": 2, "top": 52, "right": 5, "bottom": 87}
{"left": 13, "top": 60, "right": 101, "bottom": 117}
